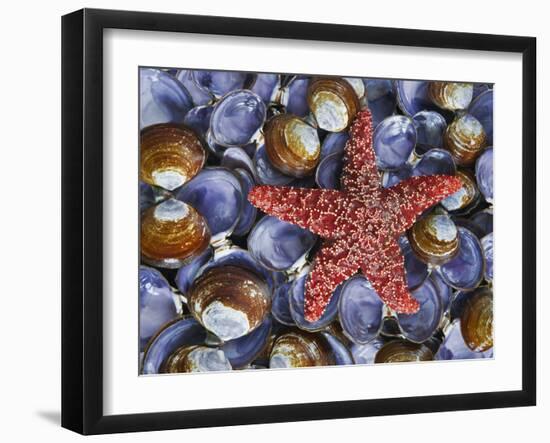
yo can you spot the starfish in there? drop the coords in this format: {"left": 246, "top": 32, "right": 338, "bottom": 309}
{"left": 248, "top": 109, "right": 462, "bottom": 322}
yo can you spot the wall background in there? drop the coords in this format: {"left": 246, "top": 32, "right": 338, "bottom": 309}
{"left": 0, "top": 0, "right": 545, "bottom": 441}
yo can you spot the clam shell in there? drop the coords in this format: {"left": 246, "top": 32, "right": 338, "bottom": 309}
{"left": 210, "top": 89, "right": 266, "bottom": 147}
{"left": 475, "top": 147, "right": 493, "bottom": 203}
{"left": 408, "top": 213, "right": 459, "bottom": 265}
{"left": 253, "top": 143, "right": 294, "bottom": 185}
{"left": 232, "top": 168, "right": 258, "bottom": 237}
{"left": 412, "top": 110, "right": 447, "bottom": 149}
{"left": 428, "top": 82, "right": 473, "bottom": 110}
{"left": 435, "top": 319, "right": 493, "bottom": 360}
{"left": 282, "top": 77, "right": 310, "bottom": 117}
{"left": 164, "top": 345, "right": 232, "bottom": 373}
{"left": 175, "top": 70, "right": 213, "bottom": 106}
{"left": 321, "top": 332, "right": 354, "bottom": 365}
{"left": 481, "top": 233, "right": 494, "bottom": 282}
{"left": 307, "top": 77, "right": 360, "bottom": 132}
{"left": 351, "top": 338, "right": 385, "bottom": 365}
{"left": 183, "top": 105, "right": 214, "bottom": 140}
{"left": 412, "top": 148, "right": 456, "bottom": 177}
{"left": 140, "top": 68, "right": 193, "bottom": 129}
{"left": 271, "top": 282, "right": 295, "bottom": 326}
{"left": 373, "top": 115, "right": 417, "bottom": 170}
{"left": 187, "top": 265, "right": 271, "bottom": 341}
{"left": 320, "top": 131, "right": 349, "bottom": 159}
{"left": 460, "top": 288, "right": 493, "bottom": 352}
{"left": 174, "top": 247, "right": 213, "bottom": 295}
{"left": 398, "top": 235, "right": 429, "bottom": 290}
{"left": 141, "top": 317, "right": 207, "bottom": 374}
{"left": 315, "top": 152, "right": 343, "bottom": 189}
{"left": 249, "top": 73, "right": 280, "bottom": 104}
{"left": 364, "top": 79, "right": 397, "bottom": 127}
{"left": 441, "top": 169, "right": 480, "bottom": 214}
{"left": 140, "top": 199, "right": 210, "bottom": 269}
{"left": 264, "top": 114, "right": 321, "bottom": 177}
{"left": 221, "top": 316, "right": 273, "bottom": 368}
{"left": 375, "top": 340, "right": 434, "bottom": 363}
{"left": 469, "top": 208, "right": 493, "bottom": 238}
{"left": 269, "top": 330, "right": 335, "bottom": 368}
{"left": 338, "top": 275, "right": 384, "bottom": 345}
{"left": 140, "top": 124, "right": 206, "bottom": 191}
{"left": 395, "top": 80, "right": 443, "bottom": 117}
{"left": 382, "top": 165, "right": 413, "bottom": 188}
{"left": 443, "top": 114, "right": 486, "bottom": 166}
{"left": 468, "top": 89, "right": 493, "bottom": 145}
{"left": 192, "top": 70, "right": 247, "bottom": 98}
{"left": 430, "top": 270, "right": 453, "bottom": 313}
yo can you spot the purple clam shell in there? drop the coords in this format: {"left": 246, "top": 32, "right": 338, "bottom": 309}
{"left": 176, "top": 168, "right": 243, "bottom": 243}
{"left": 430, "top": 270, "right": 453, "bottom": 313}
{"left": 192, "top": 70, "right": 247, "bottom": 98}
{"left": 248, "top": 216, "right": 317, "bottom": 272}
{"left": 285, "top": 77, "right": 309, "bottom": 117}
{"left": 364, "top": 79, "right": 397, "bottom": 127}
{"left": 249, "top": 73, "right": 280, "bottom": 104}
{"left": 221, "top": 148, "right": 256, "bottom": 178}
{"left": 412, "top": 148, "right": 456, "bottom": 177}
{"left": 321, "top": 332, "right": 354, "bottom": 365}
{"left": 271, "top": 282, "right": 295, "bottom": 326}
{"left": 399, "top": 235, "right": 429, "bottom": 290}
{"left": 338, "top": 275, "right": 384, "bottom": 345}
{"left": 435, "top": 319, "right": 493, "bottom": 360}
{"left": 183, "top": 105, "right": 214, "bottom": 139}
{"left": 397, "top": 277, "right": 443, "bottom": 343}
{"left": 206, "top": 130, "right": 228, "bottom": 158}
{"left": 412, "top": 110, "right": 447, "bottom": 149}
{"left": 468, "top": 89, "right": 493, "bottom": 145}
{"left": 472, "top": 83, "right": 491, "bottom": 101}
{"left": 253, "top": 144, "right": 294, "bottom": 186}
{"left": 139, "top": 266, "right": 180, "bottom": 350}
{"left": 139, "top": 181, "right": 156, "bottom": 212}
{"left": 232, "top": 168, "right": 258, "bottom": 237}
{"left": 469, "top": 209, "right": 493, "bottom": 237}
{"left": 351, "top": 338, "right": 385, "bottom": 365}
{"left": 373, "top": 115, "right": 417, "bottom": 170}
{"left": 320, "top": 131, "right": 349, "bottom": 159}
{"left": 481, "top": 233, "right": 493, "bottom": 282}
{"left": 450, "top": 290, "right": 472, "bottom": 321}
{"left": 382, "top": 164, "right": 413, "bottom": 188}
{"left": 221, "top": 316, "right": 273, "bottom": 368}
{"left": 175, "top": 247, "right": 213, "bottom": 295}
{"left": 140, "top": 68, "right": 194, "bottom": 130}
{"left": 142, "top": 317, "right": 207, "bottom": 374}
{"left": 395, "top": 80, "right": 439, "bottom": 117}
{"left": 440, "top": 227, "right": 484, "bottom": 290}
{"left": 315, "top": 152, "right": 343, "bottom": 189}
{"left": 211, "top": 90, "right": 266, "bottom": 147}
{"left": 475, "top": 147, "right": 493, "bottom": 203}
{"left": 175, "top": 70, "right": 213, "bottom": 106}
{"left": 289, "top": 269, "right": 341, "bottom": 331}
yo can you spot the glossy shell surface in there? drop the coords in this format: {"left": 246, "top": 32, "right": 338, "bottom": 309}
{"left": 444, "top": 114, "right": 486, "bottom": 166}
{"left": 164, "top": 345, "right": 232, "bottom": 373}
{"left": 428, "top": 82, "right": 473, "bottom": 110}
{"left": 269, "top": 330, "right": 334, "bottom": 368}
{"left": 373, "top": 115, "right": 417, "bottom": 170}
{"left": 460, "top": 289, "right": 493, "bottom": 352}
{"left": 408, "top": 213, "right": 459, "bottom": 265}
{"left": 375, "top": 340, "right": 434, "bottom": 363}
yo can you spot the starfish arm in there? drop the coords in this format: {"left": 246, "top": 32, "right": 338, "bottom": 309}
{"left": 248, "top": 185, "right": 351, "bottom": 238}
{"left": 387, "top": 174, "right": 463, "bottom": 232}
{"left": 341, "top": 109, "right": 381, "bottom": 194}
{"left": 304, "top": 237, "right": 361, "bottom": 321}
{"left": 360, "top": 238, "right": 420, "bottom": 314}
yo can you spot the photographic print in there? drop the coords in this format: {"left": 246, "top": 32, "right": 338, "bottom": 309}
{"left": 138, "top": 68, "right": 494, "bottom": 375}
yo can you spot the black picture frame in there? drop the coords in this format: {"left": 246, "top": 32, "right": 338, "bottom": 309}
{"left": 61, "top": 8, "right": 537, "bottom": 435}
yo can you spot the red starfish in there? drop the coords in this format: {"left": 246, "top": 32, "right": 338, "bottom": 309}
{"left": 248, "top": 109, "right": 462, "bottom": 322}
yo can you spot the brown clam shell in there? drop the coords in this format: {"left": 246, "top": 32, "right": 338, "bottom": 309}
{"left": 140, "top": 123, "right": 206, "bottom": 191}
{"left": 163, "top": 345, "right": 232, "bottom": 373}
{"left": 187, "top": 266, "right": 271, "bottom": 341}
{"left": 441, "top": 169, "right": 480, "bottom": 213}
{"left": 461, "top": 289, "right": 493, "bottom": 352}
{"left": 443, "top": 114, "right": 486, "bottom": 166}
{"left": 307, "top": 77, "right": 360, "bottom": 132}
{"left": 408, "top": 213, "right": 459, "bottom": 265}
{"left": 269, "top": 330, "right": 335, "bottom": 368}
{"left": 428, "top": 82, "right": 473, "bottom": 111}
{"left": 140, "top": 198, "right": 210, "bottom": 268}
{"left": 374, "top": 340, "right": 434, "bottom": 363}
{"left": 264, "top": 114, "right": 321, "bottom": 177}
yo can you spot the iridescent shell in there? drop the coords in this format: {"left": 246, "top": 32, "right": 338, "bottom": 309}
{"left": 475, "top": 147, "right": 493, "bottom": 203}
{"left": 253, "top": 143, "right": 294, "bottom": 186}
{"left": 468, "top": 89, "right": 493, "bottom": 145}
{"left": 428, "top": 82, "right": 473, "bottom": 110}
{"left": 396, "top": 278, "right": 443, "bottom": 343}
{"left": 373, "top": 115, "right": 417, "bottom": 170}
{"left": 221, "top": 316, "right": 273, "bottom": 369}
{"left": 395, "top": 80, "right": 442, "bottom": 117}
{"left": 338, "top": 275, "right": 384, "bottom": 345}
{"left": 443, "top": 114, "right": 486, "bottom": 166}
{"left": 175, "top": 168, "right": 243, "bottom": 245}
{"left": 315, "top": 152, "right": 343, "bottom": 189}
{"left": 187, "top": 265, "right": 271, "bottom": 341}
{"left": 140, "top": 68, "right": 193, "bottom": 129}
{"left": 210, "top": 90, "right": 266, "bottom": 147}
{"left": 269, "top": 330, "right": 335, "bottom": 368}
{"left": 289, "top": 267, "right": 341, "bottom": 332}
{"left": 440, "top": 227, "right": 485, "bottom": 290}
{"left": 140, "top": 199, "right": 210, "bottom": 268}
{"left": 163, "top": 345, "right": 232, "bottom": 373}
{"left": 350, "top": 338, "right": 385, "bottom": 365}
{"left": 247, "top": 215, "right": 317, "bottom": 272}
{"left": 221, "top": 148, "right": 256, "bottom": 178}
{"left": 441, "top": 169, "right": 480, "bottom": 213}
{"left": 481, "top": 233, "right": 494, "bottom": 282}
{"left": 408, "top": 213, "right": 459, "bottom": 265}
{"left": 249, "top": 73, "right": 280, "bottom": 104}
{"left": 175, "top": 70, "right": 213, "bottom": 106}
{"left": 307, "top": 77, "right": 360, "bottom": 132}
{"left": 460, "top": 288, "right": 493, "bottom": 352}
{"left": 374, "top": 340, "right": 434, "bottom": 363}
{"left": 140, "top": 124, "right": 206, "bottom": 191}
{"left": 264, "top": 114, "right": 321, "bottom": 177}
{"left": 141, "top": 317, "right": 207, "bottom": 374}
{"left": 435, "top": 319, "right": 493, "bottom": 360}
{"left": 192, "top": 70, "right": 247, "bottom": 98}
{"left": 412, "top": 110, "right": 447, "bottom": 149}
{"left": 320, "top": 131, "right": 349, "bottom": 159}
{"left": 430, "top": 270, "right": 453, "bottom": 313}
{"left": 412, "top": 148, "right": 456, "bottom": 177}
{"left": 364, "top": 79, "right": 396, "bottom": 127}
{"left": 183, "top": 105, "right": 214, "bottom": 139}
{"left": 282, "top": 77, "right": 310, "bottom": 117}
{"left": 398, "top": 235, "right": 429, "bottom": 289}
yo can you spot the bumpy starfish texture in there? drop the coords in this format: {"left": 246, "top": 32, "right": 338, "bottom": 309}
{"left": 249, "top": 109, "right": 462, "bottom": 322}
